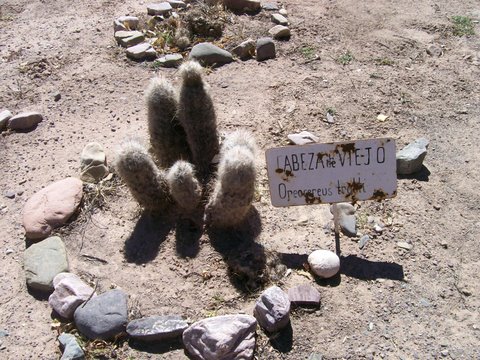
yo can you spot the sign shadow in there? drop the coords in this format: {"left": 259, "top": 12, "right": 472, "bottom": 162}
{"left": 340, "top": 255, "right": 404, "bottom": 281}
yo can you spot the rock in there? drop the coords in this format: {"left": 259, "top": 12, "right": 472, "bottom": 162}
{"left": 80, "top": 142, "right": 108, "bottom": 182}
{"left": 373, "top": 224, "right": 383, "bottom": 233}
{"left": 223, "top": 0, "right": 261, "bottom": 12}
{"left": 126, "top": 43, "right": 157, "bottom": 61}
{"left": 0, "top": 109, "right": 12, "bottom": 131}
{"left": 268, "top": 25, "right": 290, "bottom": 40}
{"left": 147, "top": 2, "right": 173, "bottom": 16}
{"left": 116, "top": 16, "right": 139, "bottom": 30}
{"left": 6, "top": 249, "right": 14, "bottom": 255}
{"left": 127, "top": 315, "right": 188, "bottom": 342}
{"left": 426, "top": 44, "right": 443, "bottom": 57}
{"left": 24, "top": 236, "right": 69, "bottom": 292}
{"left": 74, "top": 289, "right": 128, "bottom": 340}
{"left": 119, "top": 32, "right": 145, "bottom": 48}
{"left": 330, "top": 203, "right": 356, "bottom": 237}
{"left": 49, "top": 273, "right": 96, "bottom": 319}
{"left": 256, "top": 37, "right": 275, "bottom": 61}
{"left": 309, "top": 354, "right": 323, "bottom": 360}
{"left": 254, "top": 286, "right": 290, "bottom": 333}
{"left": 262, "top": 3, "right": 279, "bottom": 11}
{"left": 287, "top": 284, "right": 321, "bottom": 307}
{"left": 359, "top": 235, "right": 370, "bottom": 249}
{"left": 308, "top": 250, "right": 340, "bottom": 279}
{"left": 58, "top": 333, "right": 85, "bottom": 360}
{"left": 23, "top": 177, "right": 83, "bottom": 240}
{"left": 397, "top": 241, "right": 413, "bottom": 250}
{"left": 114, "top": 30, "right": 142, "bottom": 42}
{"left": 154, "top": 53, "right": 184, "bottom": 68}
{"left": 53, "top": 92, "right": 61, "bottom": 101}
{"left": 287, "top": 131, "right": 319, "bottom": 145}
{"left": 167, "top": 0, "right": 186, "bottom": 8}
{"left": 271, "top": 13, "right": 288, "bottom": 26}
{"left": 189, "top": 43, "right": 233, "bottom": 67}
{"left": 4, "top": 190, "right": 15, "bottom": 199}
{"left": 232, "top": 39, "right": 256, "bottom": 60}
{"left": 113, "top": 20, "right": 127, "bottom": 32}
{"left": 279, "top": 8, "right": 288, "bottom": 16}
{"left": 182, "top": 314, "right": 257, "bottom": 360}
{"left": 8, "top": 111, "right": 43, "bottom": 131}
{"left": 396, "top": 138, "right": 429, "bottom": 175}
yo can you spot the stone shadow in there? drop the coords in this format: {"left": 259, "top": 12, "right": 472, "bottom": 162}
{"left": 397, "top": 165, "right": 431, "bottom": 182}
{"left": 27, "top": 287, "right": 51, "bottom": 301}
{"left": 128, "top": 338, "right": 183, "bottom": 355}
{"left": 268, "top": 322, "right": 293, "bottom": 353}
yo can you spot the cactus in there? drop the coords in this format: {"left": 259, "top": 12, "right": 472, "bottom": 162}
{"left": 146, "top": 76, "right": 191, "bottom": 168}
{"left": 166, "top": 160, "right": 202, "bottom": 212}
{"left": 114, "top": 138, "right": 172, "bottom": 212}
{"left": 178, "top": 61, "right": 219, "bottom": 178}
{"left": 204, "top": 132, "right": 257, "bottom": 228}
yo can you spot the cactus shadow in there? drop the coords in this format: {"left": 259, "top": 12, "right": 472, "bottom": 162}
{"left": 124, "top": 212, "right": 174, "bottom": 264}
{"left": 175, "top": 216, "right": 203, "bottom": 258}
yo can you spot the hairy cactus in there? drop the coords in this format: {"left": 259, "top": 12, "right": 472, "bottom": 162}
{"left": 204, "top": 132, "right": 257, "bottom": 228}
{"left": 114, "top": 138, "right": 172, "bottom": 212}
{"left": 178, "top": 61, "right": 219, "bottom": 177}
{"left": 166, "top": 160, "right": 202, "bottom": 212}
{"left": 146, "top": 77, "right": 192, "bottom": 168}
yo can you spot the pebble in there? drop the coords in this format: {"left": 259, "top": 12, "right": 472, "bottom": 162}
{"left": 126, "top": 43, "right": 157, "bottom": 61}
{"left": 279, "top": 8, "right": 288, "bottom": 16}
{"left": 287, "top": 284, "right": 321, "bottom": 307}
{"left": 256, "top": 37, "right": 275, "bottom": 61}
{"left": 127, "top": 315, "right": 188, "bottom": 342}
{"left": 359, "top": 235, "right": 370, "bottom": 249}
{"left": 0, "top": 109, "right": 12, "bottom": 131}
{"left": 223, "top": 0, "right": 261, "bottom": 12}
{"left": 167, "top": 0, "right": 186, "bottom": 8}
{"left": 254, "top": 286, "right": 291, "bottom": 333}
{"left": 426, "top": 44, "right": 443, "bottom": 57}
{"left": 23, "top": 177, "right": 83, "bottom": 240}
{"left": 4, "top": 190, "right": 15, "bottom": 199}
{"left": 397, "top": 241, "right": 413, "bottom": 250}
{"left": 53, "top": 92, "right": 61, "bottom": 101}
{"left": 308, "top": 250, "right": 340, "bottom": 278}
{"left": 396, "top": 138, "right": 429, "bottom": 175}
{"left": 183, "top": 315, "right": 257, "bottom": 360}
{"left": 116, "top": 15, "right": 139, "bottom": 30}
{"left": 373, "top": 224, "right": 384, "bottom": 233}
{"left": 232, "top": 39, "right": 256, "bottom": 60}
{"left": 80, "top": 142, "right": 109, "bottom": 182}
{"left": 49, "top": 273, "right": 96, "bottom": 319}
{"left": 24, "top": 236, "right": 69, "bottom": 292}
{"left": 119, "top": 32, "right": 145, "bottom": 48}
{"left": 262, "top": 3, "right": 279, "bottom": 11}
{"left": 268, "top": 25, "right": 290, "bottom": 40}
{"left": 6, "top": 249, "right": 14, "bottom": 255}
{"left": 288, "top": 131, "right": 319, "bottom": 145}
{"left": 331, "top": 203, "right": 356, "bottom": 237}
{"left": 8, "top": 111, "right": 43, "bottom": 131}
{"left": 271, "top": 13, "right": 288, "bottom": 26}
{"left": 308, "top": 353, "right": 323, "bottom": 360}
{"left": 74, "top": 289, "right": 128, "bottom": 340}
{"left": 58, "top": 333, "right": 85, "bottom": 360}
{"left": 147, "top": 2, "right": 173, "bottom": 16}
{"left": 154, "top": 53, "right": 183, "bottom": 68}
{"left": 113, "top": 19, "right": 127, "bottom": 32}
{"left": 189, "top": 42, "right": 233, "bottom": 67}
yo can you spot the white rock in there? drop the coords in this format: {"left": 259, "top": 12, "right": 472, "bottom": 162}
{"left": 279, "top": 8, "right": 288, "bottom": 16}
{"left": 268, "top": 25, "right": 290, "bottom": 40}
{"left": 308, "top": 250, "right": 340, "bottom": 278}
{"left": 271, "top": 13, "right": 288, "bottom": 26}
{"left": 147, "top": 2, "right": 173, "bottom": 16}
{"left": 0, "top": 109, "right": 12, "bottom": 131}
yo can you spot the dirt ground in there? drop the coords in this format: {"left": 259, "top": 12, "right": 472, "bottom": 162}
{"left": 1, "top": 0, "right": 479, "bottom": 359}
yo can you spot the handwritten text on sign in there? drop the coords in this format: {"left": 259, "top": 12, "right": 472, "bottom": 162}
{"left": 265, "top": 138, "right": 397, "bottom": 207}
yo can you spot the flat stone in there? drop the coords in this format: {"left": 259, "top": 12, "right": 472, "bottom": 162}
{"left": 396, "top": 138, "right": 429, "bottom": 175}
{"left": 49, "top": 273, "right": 96, "bottom": 319}
{"left": 74, "top": 289, "right": 128, "bottom": 340}
{"left": 268, "top": 25, "right": 290, "bottom": 40}
{"left": 359, "top": 235, "right": 370, "bottom": 249}
{"left": 262, "top": 3, "right": 279, "bottom": 11}
{"left": 397, "top": 241, "right": 413, "bottom": 250}
{"left": 271, "top": 13, "right": 288, "bottom": 26}
{"left": 116, "top": 16, "right": 139, "bottom": 30}
{"left": 119, "top": 32, "right": 145, "bottom": 48}
{"left": 126, "top": 43, "right": 157, "bottom": 61}
{"left": 114, "top": 30, "right": 142, "bottom": 42}
{"left": 308, "top": 250, "right": 340, "bottom": 279}
{"left": 279, "top": 8, "right": 288, "bottom": 16}
{"left": 8, "top": 111, "right": 43, "bottom": 130}
{"left": 330, "top": 203, "right": 356, "bottom": 237}
{"left": 254, "top": 286, "right": 290, "bottom": 333}
{"left": 80, "top": 142, "right": 108, "bottom": 182}
{"left": 23, "top": 177, "right": 83, "bottom": 240}
{"left": 232, "top": 39, "right": 256, "bottom": 60}
{"left": 0, "top": 109, "right": 12, "bottom": 131}
{"left": 189, "top": 42, "right": 233, "bottom": 67}
{"left": 183, "top": 314, "right": 257, "bottom": 360}
{"left": 288, "top": 284, "right": 321, "bottom": 306}
{"left": 167, "top": 0, "right": 186, "bottom": 8}
{"left": 58, "top": 333, "right": 85, "bottom": 360}
{"left": 127, "top": 315, "right": 188, "bottom": 342}
{"left": 24, "top": 236, "right": 69, "bottom": 292}
{"left": 287, "top": 131, "right": 319, "bottom": 145}
{"left": 223, "top": 0, "right": 261, "bottom": 12}
{"left": 154, "top": 53, "right": 184, "bottom": 68}
{"left": 113, "top": 20, "right": 127, "bottom": 32}
{"left": 256, "top": 37, "right": 275, "bottom": 61}
{"left": 147, "top": 2, "right": 173, "bottom": 16}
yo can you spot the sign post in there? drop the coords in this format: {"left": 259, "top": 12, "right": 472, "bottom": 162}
{"left": 265, "top": 138, "right": 397, "bottom": 255}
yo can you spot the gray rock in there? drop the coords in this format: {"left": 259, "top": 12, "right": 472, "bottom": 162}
{"left": 119, "top": 32, "right": 145, "bottom": 48}
{"left": 49, "top": 273, "right": 96, "bottom": 319}
{"left": 114, "top": 30, "right": 142, "bottom": 42}
{"left": 58, "top": 333, "right": 85, "bottom": 360}
{"left": 4, "top": 190, "right": 15, "bottom": 199}
{"left": 80, "top": 142, "right": 108, "bottom": 182}
{"left": 426, "top": 44, "right": 443, "bottom": 57}
{"left": 167, "top": 0, "right": 186, "bottom": 8}
{"left": 308, "top": 353, "right": 323, "bottom": 360}
{"left": 53, "top": 92, "right": 61, "bottom": 101}
{"left": 8, "top": 111, "right": 43, "bottom": 130}
{"left": 308, "top": 250, "right": 340, "bottom": 279}
{"left": 262, "top": 3, "right": 279, "bottom": 11}
{"left": 223, "top": 0, "right": 261, "bottom": 12}
{"left": 256, "top": 37, "right": 275, "bottom": 61}
{"left": 330, "top": 203, "right": 356, "bottom": 237}
{"left": 126, "top": 43, "right": 157, "bottom": 61}
{"left": 232, "top": 39, "right": 256, "bottom": 60}
{"left": 74, "top": 289, "right": 128, "bottom": 340}
{"left": 189, "top": 43, "right": 233, "bottom": 67}
{"left": 271, "top": 13, "right": 288, "bottom": 26}
{"left": 24, "top": 236, "right": 69, "bottom": 292}
{"left": 113, "top": 20, "right": 127, "bottom": 32}
{"left": 0, "top": 330, "right": 8, "bottom": 337}
{"left": 359, "top": 235, "right": 370, "bottom": 249}
{"left": 396, "top": 138, "right": 429, "bottom": 175}
{"left": 127, "top": 315, "right": 188, "bottom": 342}
{"left": 268, "top": 25, "right": 290, "bottom": 40}
{"left": 279, "top": 8, "right": 288, "bottom": 16}
{"left": 287, "top": 284, "right": 321, "bottom": 306}
{"left": 154, "top": 53, "right": 183, "bottom": 68}
{"left": 182, "top": 314, "right": 257, "bottom": 360}
{"left": 116, "top": 16, "right": 139, "bottom": 30}
{"left": 254, "top": 286, "right": 290, "bottom": 333}
{"left": 287, "top": 131, "right": 319, "bottom": 145}
{"left": 147, "top": 2, "right": 173, "bottom": 16}
{"left": 0, "top": 109, "right": 12, "bottom": 131}
{"left": 397, "top": 241, "right": 413, "bottom": 250}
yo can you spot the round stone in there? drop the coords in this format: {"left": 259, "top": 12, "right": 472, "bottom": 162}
{"left": 308, "top": 250, "right": 340, "bottom": 278}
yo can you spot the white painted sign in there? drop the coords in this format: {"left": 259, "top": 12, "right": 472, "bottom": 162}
{"left": 265, "top": 138, "right": 397, "bottom": 207}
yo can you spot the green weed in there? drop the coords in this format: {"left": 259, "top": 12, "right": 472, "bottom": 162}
{"left": 451, "top": 16, "right": 475, "bottom": 36}
{"left": 337, "top": 51, "right": 354, "bottom": 65}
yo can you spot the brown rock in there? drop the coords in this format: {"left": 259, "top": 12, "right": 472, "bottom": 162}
{"left": 288, "top": 284, "right": 321, "bottom": 306}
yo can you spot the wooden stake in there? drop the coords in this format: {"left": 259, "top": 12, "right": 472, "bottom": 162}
{"left": 332, "top": 203, "right": 341, "bottom": 255}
